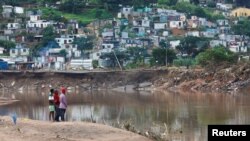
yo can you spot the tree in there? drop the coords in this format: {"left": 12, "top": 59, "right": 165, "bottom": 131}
{"left": 151, "top": 48, "right": 176, "bottom": 66}
{"left": 73, "top": 36, "right": 95, "bottom": 57}
{"left": 194, "top": 7, "right": 207, "bottom": 18}
{"left": 190, "top": 0, "right": 199, "bottom": 5}
{"left": 59, "top": 49, "right": 67, "bottom": 58}
{"left": 126, "top": 47, "right": 147, "bottom": 67}
{"left": 235, "top": 0, "right": 250, "bottom": 8}
{"left": 176, "top": 36, "right": 209, "bottom": 57}
{"left": 59, "top": 0, "right": 86, "bottom": 14}
{"left": 41, "top": 26, "right": 56, "bottom": 46}
{"left": 195, "top": 46, "right": 238, "bottom": 67}
{"left": 232, "top": 19, "right": 250, "bottom": 37}
{"left": 101, "top": 0, "right": 156, "bottom": 12}
{"left": 159, "top": 40, "right": 168, "bottom": 48}
{"left": 0, "top": 40, "right": 15, "bottom": 54}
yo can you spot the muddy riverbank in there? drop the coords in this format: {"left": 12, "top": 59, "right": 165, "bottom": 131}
{"left": 1, "top": 65, "right": 250, "bottom": 94}
{"left": 0, "top": 116, "right": 151, "bottom": 141}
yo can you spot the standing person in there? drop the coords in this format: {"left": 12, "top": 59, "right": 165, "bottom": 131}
{"left": 48, "top": 89, "right": 55, "bottom": 121}
{"left": 53, "top": 90, "right": 60, "bottom": 122}
{"left": 59, "top": 87, "right": 67, "bottom": 121}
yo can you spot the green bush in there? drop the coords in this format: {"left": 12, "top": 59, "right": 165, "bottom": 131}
{"left": 195, "top": 46, "right": 238, "bottom": 67}
{"left": 92, "top": 60, "right": 99, "bottom": 68}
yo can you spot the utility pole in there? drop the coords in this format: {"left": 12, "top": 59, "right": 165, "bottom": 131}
{"left": 111, "top": 18, "right": 122, "bottom": 71}
{"left": 166, "top": 48, "right": 168, "bottom": 67}
{"left": 113, "top": 50, "right": 122, "bottom": 71}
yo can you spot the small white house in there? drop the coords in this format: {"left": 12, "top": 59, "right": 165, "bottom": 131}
{"left": 2, "top": 5, "right": 13, "bottom": 13}
{"left": 122, "top": 7, "right": 133, "bottom": 18}
{"left": 229, "top": 41, "right": 247, "bottom": 53}
{"left": 14, "top": 7, "right": 24, "bottom": 14}
{"left": 27, "top": 20, "right": 53, "bottom": 28}
{"left": 186, "top": 31, "right": 200, "bottom": 37}
{"left": 210, "top": 40, "right": 227, "bottom": 47}
{"left": 101, "top": 43, "right": 114, "bottom": 51}
{"left": 7, "top": 23, "right": 21, "bottom": 30}
{"left": 69, "top": 59, "right": 93, "bottom": 70}
{"left": 169, "top": 21, "right": 184, "bottom": 29}
{"left": 217, "top": 19, "right": 229, "bottom": 26}
{"left": 55, "top": 35, "right": 76, "bottom": 50}
{"left": 170, "top": 40, "right": 180, "bottom": 49}
{"left": 216, "top": 3, "right": 233, "bottom": 11}
{"left": 102, "top": 31, "right": 114, "bottom": 38}
{"left": 0, "top": 47, "right": 5, "bottom": 54}
{"left": 30, "top": 15, "right": 41, "bottom": 21}
{"left": 10, "top": 45, "right": 29, "bottom": 57}
{"left": 162, "top": 31, "right": 169, "bottom": 37}
{"left": 55, "top": 35, "right": 74, "bottom": 46}
{"left": 154, "top": 23, "right": 166, "bottom": 30}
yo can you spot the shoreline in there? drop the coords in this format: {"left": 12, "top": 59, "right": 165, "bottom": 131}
{"left": 0, "top": 116, "right": 151, "bottom": 141}
{"left": 1, "top": 67, "right": 250, "bottom": 95}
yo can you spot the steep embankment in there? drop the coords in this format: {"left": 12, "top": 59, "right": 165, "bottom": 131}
{"left": 1, "top": 64, "right": 250, "bottom": 95}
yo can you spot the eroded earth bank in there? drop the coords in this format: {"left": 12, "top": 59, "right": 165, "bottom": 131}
{"left": 1, "top": 64, "right": 250, "bottom": 94}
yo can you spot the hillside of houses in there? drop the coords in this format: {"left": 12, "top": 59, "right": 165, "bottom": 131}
{"left": 0, "top": 1, "right": 250, "bottom": 71}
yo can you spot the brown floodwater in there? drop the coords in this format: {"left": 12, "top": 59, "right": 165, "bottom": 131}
{"left": 1, "top": 88, "right": 250, "bottom": 141}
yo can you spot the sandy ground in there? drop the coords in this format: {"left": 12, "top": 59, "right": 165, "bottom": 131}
{"left": 0, "top": 116, "right": 151, "bottom": 141}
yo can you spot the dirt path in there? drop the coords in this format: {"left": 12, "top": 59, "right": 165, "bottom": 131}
{"left": 0, "top": 116, "right": 151, "bottom": 141}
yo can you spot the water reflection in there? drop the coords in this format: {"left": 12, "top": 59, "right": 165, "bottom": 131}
{"left": 1, "top": 89, "right": 250, "bottom": 141}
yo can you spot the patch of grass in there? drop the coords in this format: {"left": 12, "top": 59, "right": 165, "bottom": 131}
{"left": 40, "top": 7, "right": 112, "bottom": 24}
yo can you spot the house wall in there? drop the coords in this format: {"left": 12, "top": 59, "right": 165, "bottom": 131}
{"left": 231, "top": 8, "right": 250, "bottom": 17}
{"left": 2, "top": 5, "right": 13, "bottom": 13}
{"left": 142, "top": 20, "right": 150, "bottom": 27}
{"left": 210, "top": 40, "right": 227, "bottom": 47}
{"left": 169, "top": 21, "right": 184, "bottom": 29}
{"left": 7, "top": 23, "right": 21, "bottom": 30}
{"left": 30, "top": 15, "right": 41, "bottom": 21}
{"left": 0, "top": 48, "right": 4, "bottom": 54}
{"left": 229, "top": 45, "right": 247, "bottom": 53}
{"left": 170, "top": 40, "right": 180, "bottom": 49}
{"left": 27, "top": 21, "right": 52, "bottom": 28}
{"left": 154, "top": 23, "right": 166, "bottom": 30}
{"left": 186, "top": 31, "right": 200, "bottom": 37}
{"left": 14, "top": 7, "right": 24, "bottom": 14}
{"left": 55, "top": 37, "right": 74, "bottom": 46}
{"left": 217, "top": 20, "right": 229, "bottom": 26}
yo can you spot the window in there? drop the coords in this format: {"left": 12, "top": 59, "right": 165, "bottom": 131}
{"left": 12, "top": 50, "right": 15, "bottom": 53}
{"left": 107, "top": 45, "right": 111, "bottom": 48}
{"left": 97, "top": 53, "right": 100, "bottom": 56}
{"left": 102, "top": 45, "right": 105, "bottom": 49}
{"left": 69, "top": 40, "right": 72, "bottom": 43}
{"left": 57, "top": 40, "right": 60, "bottom": 42}
{"left": 23, "top": 49, "right": 26, "bottom": 52}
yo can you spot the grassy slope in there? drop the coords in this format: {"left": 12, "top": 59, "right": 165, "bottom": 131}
{"left": 40, "top": 7, "right": 112, "bottom": 24}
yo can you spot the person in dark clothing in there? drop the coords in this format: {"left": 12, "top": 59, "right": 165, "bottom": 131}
{"left": 53, "top": 90, "right": 60, "bottom": 121}
{"left": 48, "top": 89, "right": 55, "bottom": 121}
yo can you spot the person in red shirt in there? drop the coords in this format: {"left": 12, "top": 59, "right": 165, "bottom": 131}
{"left": 53, "top": 90, "right": 60, "bottom": 121}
